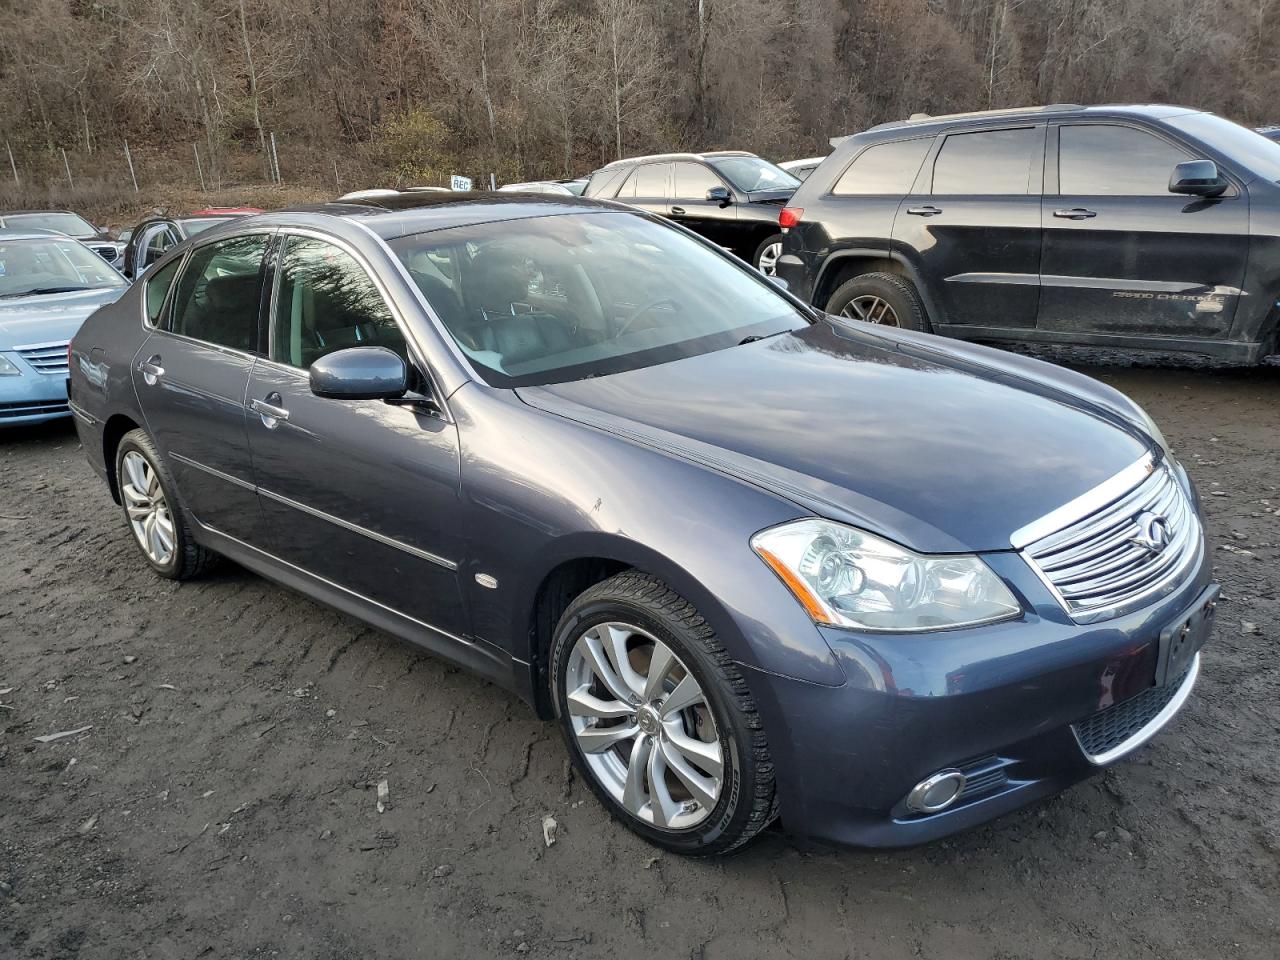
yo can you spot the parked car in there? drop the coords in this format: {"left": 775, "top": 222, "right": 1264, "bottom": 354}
{"left": 1256, "top": 126, "right": 1280, "bottom": 143}
{"left": 122, "top": 211, "right": 260, "bottom": 280}
{"left": 0, "top": 210, "right": 124, "bottom": 270}
{"left": 498, "top": 181, "right": 576, "bottom": 195}
{"left": 583, "top": 151, "right": 799, "bottom": 274}
{"left": 0, "top": 228, "right": 127, "bottom": 425}
{"left": 556, "top": 177, "right": 589, "bottom": 196}
{"left": 778, "top": 156, "right": 826, "bottom": 181}
{"left": 70, "top": 192, "right": 1215, "bottom": 854}
{"left": 778, "top": 104, "right": 1280, "bottom": 364}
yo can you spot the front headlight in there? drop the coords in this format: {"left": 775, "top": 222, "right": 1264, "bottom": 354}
{"left": 751, "top": 518, "right": 1020, "bottom": 632}
{"left": 0, "top": 354, "right": 22, "bottom": 377}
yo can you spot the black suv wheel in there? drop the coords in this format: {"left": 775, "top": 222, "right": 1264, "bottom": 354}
{"left": 826, "top": 272, "right": 931, "bottom": 332}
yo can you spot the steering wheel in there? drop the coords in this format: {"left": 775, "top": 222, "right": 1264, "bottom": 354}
{"left": 615, "top": 297, "right": 678, "bottom": 337}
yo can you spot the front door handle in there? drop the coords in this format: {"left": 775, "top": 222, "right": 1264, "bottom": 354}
{"left": 137, "top": 355, "right": 164, "bottom": 386}
{"left": 906, "top": 205, "right": 942, "bottom": 217}
{"left": 251, "top": 394, "right": 290, "bottom": 428}
{"left": 1053, "top": 207, "right": 1097, "bottom": 220}
{"left": 670, "top": 206, "right": 686, "bottom": 216}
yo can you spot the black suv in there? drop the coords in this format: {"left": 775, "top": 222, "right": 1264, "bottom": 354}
{"left": 584, "top": 151, "right": 798, "bottom": 273}
{"left": 778, "top": 105, "right": 1280, "bottom": 364}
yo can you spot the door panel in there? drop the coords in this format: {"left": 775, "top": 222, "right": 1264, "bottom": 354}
{"left": 246, "top": 234, "right": 468, "bottom": 637}
{"left": 135, "top": 233, "right": 272, "bottom": 544}
{"left": 893, "top": 125, "right": 1044, "bottom": 329}
{"left": 669, "top": 161, "right": 739, "bottom": 248}
{"left": 1039, "top": 123, "right": 1249, "bottom": 338}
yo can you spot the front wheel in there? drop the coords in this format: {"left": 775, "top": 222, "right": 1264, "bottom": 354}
{"left": 753, "top": 234, "right": 784, "bottom": 275}
{"left": 551, "top": 571, "right": 778, "bottom": 856}
{"left": 825, "top": 271, "right": 931, "bottom": 332}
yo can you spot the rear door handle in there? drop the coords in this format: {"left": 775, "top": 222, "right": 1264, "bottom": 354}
{"left": 251, "top": 395, "right": 290, "bottom": 428}
{"left": 906, "top": 206, "right": 942, "bottom": 217}
{"left": 137, "top": 356, "right": 164, "bottom": 386}
{"left": 670, "top": 206, "right": 686, "bottom": 216}
{"left": 1053, "top": 207, "right": 1097, "bottom": 220}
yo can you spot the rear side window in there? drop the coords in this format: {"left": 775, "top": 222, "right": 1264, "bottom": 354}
{"left": 144, "top": 257, "right": 182, "bottom": 326}
{"left": 271, "top": 236, "right": 405, "bottom": 370}
{"left": 587, "top": 166, "right": 629, "bottom": 198}
{"left": 168, "top": 234, "right": 269, "bottom": 352}
{"left": 932, "top": 127, "right": 1039, "bottom": 195}
{"left": 832, "top": 139, "right": 933, "bottom": 195}
{"left": 623, "top": 163, "right": 670, "bottom": 198}
{"left": 673, "top": 162, "right": 724, "bottom": 197}
{"left": 1059, "top": 125, "right": 1193, "bottom": 196}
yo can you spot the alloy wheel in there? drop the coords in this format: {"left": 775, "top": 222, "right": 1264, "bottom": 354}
{"left": 120, "top": 450, "right": 176, "bottom": 566}
{"left": 841, "top": 294, "right": 899, "bottom": 326}
{"left": 565, "top": 622, "right": 723, "bottom": 830}
{"left": 757, "top": 242, "right": 782, "bottom": 276}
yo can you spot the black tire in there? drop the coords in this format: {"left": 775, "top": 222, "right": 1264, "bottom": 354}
{"left": 752, "top": 233, "right": 785, "bottom": 275}
{"left": 825, "top": 271, "right": 931, "bottom": 332}
{"left": 114, "top": 429, "right": 219, "bottom": 580}
{"left": 550, "top": 570, "right": 778, "bottom": 856}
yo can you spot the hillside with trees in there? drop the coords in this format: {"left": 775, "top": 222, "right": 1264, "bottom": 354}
{"left": 1, "top": 0, "right": 1277, "bottom": 209}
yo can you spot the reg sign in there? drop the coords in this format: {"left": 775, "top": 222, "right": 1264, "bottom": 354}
{"left": 450, "top": 175, "right": 473, "bottom": 191}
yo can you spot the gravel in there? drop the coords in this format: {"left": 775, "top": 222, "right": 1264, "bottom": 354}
{"left": 1, "top": 361, "right": 1278, "bottom": 959}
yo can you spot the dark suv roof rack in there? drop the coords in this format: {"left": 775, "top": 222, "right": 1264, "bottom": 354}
{"left": 600, "top": 150, "right": 759, "bottom": 169}
{"left": 866, "top": 104, "right": 1086, "bottom": 133}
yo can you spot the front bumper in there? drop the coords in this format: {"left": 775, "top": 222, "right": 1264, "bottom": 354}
{"left": 743, "top": 540, "right": 1217, "bottom": 848}
{"left": 0, "top": 353, "right": 70, "bottom": 426}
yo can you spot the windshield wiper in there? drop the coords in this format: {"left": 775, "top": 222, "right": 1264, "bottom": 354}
{"left": 0, "top": 286, "right": 95, "bottom": 298}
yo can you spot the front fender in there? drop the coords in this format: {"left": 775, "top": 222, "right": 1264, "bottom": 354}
{"left": 453, "top": 384, "right": 846, "bottom": 687}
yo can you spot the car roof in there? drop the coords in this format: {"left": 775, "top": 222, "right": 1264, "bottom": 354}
{"left": 0, "top": 209, "right": 79, "bottom": 217}
{"left": 837, "top": 104, "right": 1204, "bottom": 144}
{"left": 597, "top": 150, "right": 758, "bottom": 169}
{"left": 0, "top": 226, "right": 78, "bottom": 241}
{"left": 259, "top": 191, "right": 631, "bottom": 240}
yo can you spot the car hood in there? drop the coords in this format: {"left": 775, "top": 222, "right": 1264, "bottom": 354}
{"left": 517, "top": 321, "right": 1154, "bottom": 553}
{"left": 0, "top": 287, "right": 126, "bottom": 349}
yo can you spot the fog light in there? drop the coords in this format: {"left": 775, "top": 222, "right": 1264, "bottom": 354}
{"left": 905, "top": 769, "right": 966, "bottom": 814}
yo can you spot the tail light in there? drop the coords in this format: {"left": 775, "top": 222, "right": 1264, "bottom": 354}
{"left": 779, "top": 207, "right": 804, "bottom": 230}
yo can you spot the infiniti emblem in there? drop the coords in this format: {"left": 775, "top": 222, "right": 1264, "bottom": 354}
{"left": 1130, "top": 511, "right": 1171, "bottom": 554}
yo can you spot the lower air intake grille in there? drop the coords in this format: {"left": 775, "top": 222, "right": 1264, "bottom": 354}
{"left": 1072, "top": 661, "right": 1196, "bottom": 762}
{"left": 0, "top": 399, "right": 69, "bottom": 419}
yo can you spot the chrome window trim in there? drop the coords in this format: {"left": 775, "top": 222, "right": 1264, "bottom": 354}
{"left": 167, "top": 450, "right": 458, "bottom": 571}
{"left": 267, "top": 226, "right": 454, "bottom": 422}
{"left": 1073, "top": 653, "right": 1200, "bottom": 766}
{"left": 1009, "top": 453, "right": 1156, "bottom": 549}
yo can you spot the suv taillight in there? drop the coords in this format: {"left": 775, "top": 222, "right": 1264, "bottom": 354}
{"left": 779, "top": 207, "right": 803, "bottom": 230}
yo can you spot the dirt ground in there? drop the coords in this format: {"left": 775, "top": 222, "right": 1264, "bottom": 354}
{"left": 2, "top": 360, "right": 1278, "bottom": 960}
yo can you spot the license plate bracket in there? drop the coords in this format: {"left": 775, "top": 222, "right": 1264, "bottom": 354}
{"left": 1155, "top": 583, "right": 1219, "bottom": 687}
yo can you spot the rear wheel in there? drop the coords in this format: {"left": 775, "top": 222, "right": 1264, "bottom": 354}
{"left": 551, "top": 571, "right": 777, "bottom": 856}
{"left": 115, "top": 429, "right": 219, "bottom": 580}
{"left": 825, "top": 271, "right": 930, "bottom": 332}
{"left": 753, "top": 234, "right": 784, "bottom": 275}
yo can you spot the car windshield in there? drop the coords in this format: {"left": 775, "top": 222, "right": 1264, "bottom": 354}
{"left": 3, "top": 212, "right": 97, "bottom": 237}
{"left": 1167, "top": 112, "right": 1280, "bottom": 183}
{"left": 706, "top": 156, "right": 799, "bottom": 193}
{"left": 390, "top": 211, "right": 810, "bottom": 387}
{"left": 0, "top": 237, "right": 125, "bottom": 298}
{"left": 180, "top": 217, "right": 232, "bottom": 235}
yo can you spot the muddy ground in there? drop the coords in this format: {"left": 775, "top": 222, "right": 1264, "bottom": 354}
{"left": 2, "top": 361, "right": 1278, "bottom": 960}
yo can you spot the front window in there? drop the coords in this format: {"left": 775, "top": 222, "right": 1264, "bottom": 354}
{"left": 706, "top": 156, "right": 799, "bottom": 193}
{"left": 3, "top": 212, "right": 97, "bottom": 237}
{"left": 390, "top": 211, "right": 810, "bottom": 387}
{"left": 1166, "top": 111, "right": 1280, "bottom": 183}
{"left": 0, "top": 238, "right": 125, "bottom": 299}
{"left": 1059, "top": 125, "right": 1191, "bottom": 196}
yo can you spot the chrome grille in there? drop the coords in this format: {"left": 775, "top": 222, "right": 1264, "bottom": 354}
{"left": 1024, "top": 462, "right": 1201, "bottom": 622}
{"left": 15, "top": 341, "right": 70, "bottom": 375}
{"left": 90, "top": 243, "right": 118, "bottom": 261}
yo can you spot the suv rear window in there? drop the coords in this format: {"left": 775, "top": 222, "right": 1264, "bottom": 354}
{"left": 832, "top": 139, "right": 933, "bottom": 195}
{"left": 932, "top": 127, "right": 1039, "bottom": 195}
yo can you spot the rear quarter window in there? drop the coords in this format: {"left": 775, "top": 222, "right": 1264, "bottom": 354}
{"left": 832, "top": 139, "right": 934, "bottom": 195}
{"left": 144, "top": 257, "right": 182, "bottom": 326}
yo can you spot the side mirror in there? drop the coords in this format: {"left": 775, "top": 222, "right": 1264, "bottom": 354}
{"left": 309, "top": 346, "right": 408, "bottom": 400}
{"left": 706, "top": 186, "right": 732, "bottom": 205}
{"left": 1169, "top": 159, "right": 1227, "bottom": 198}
